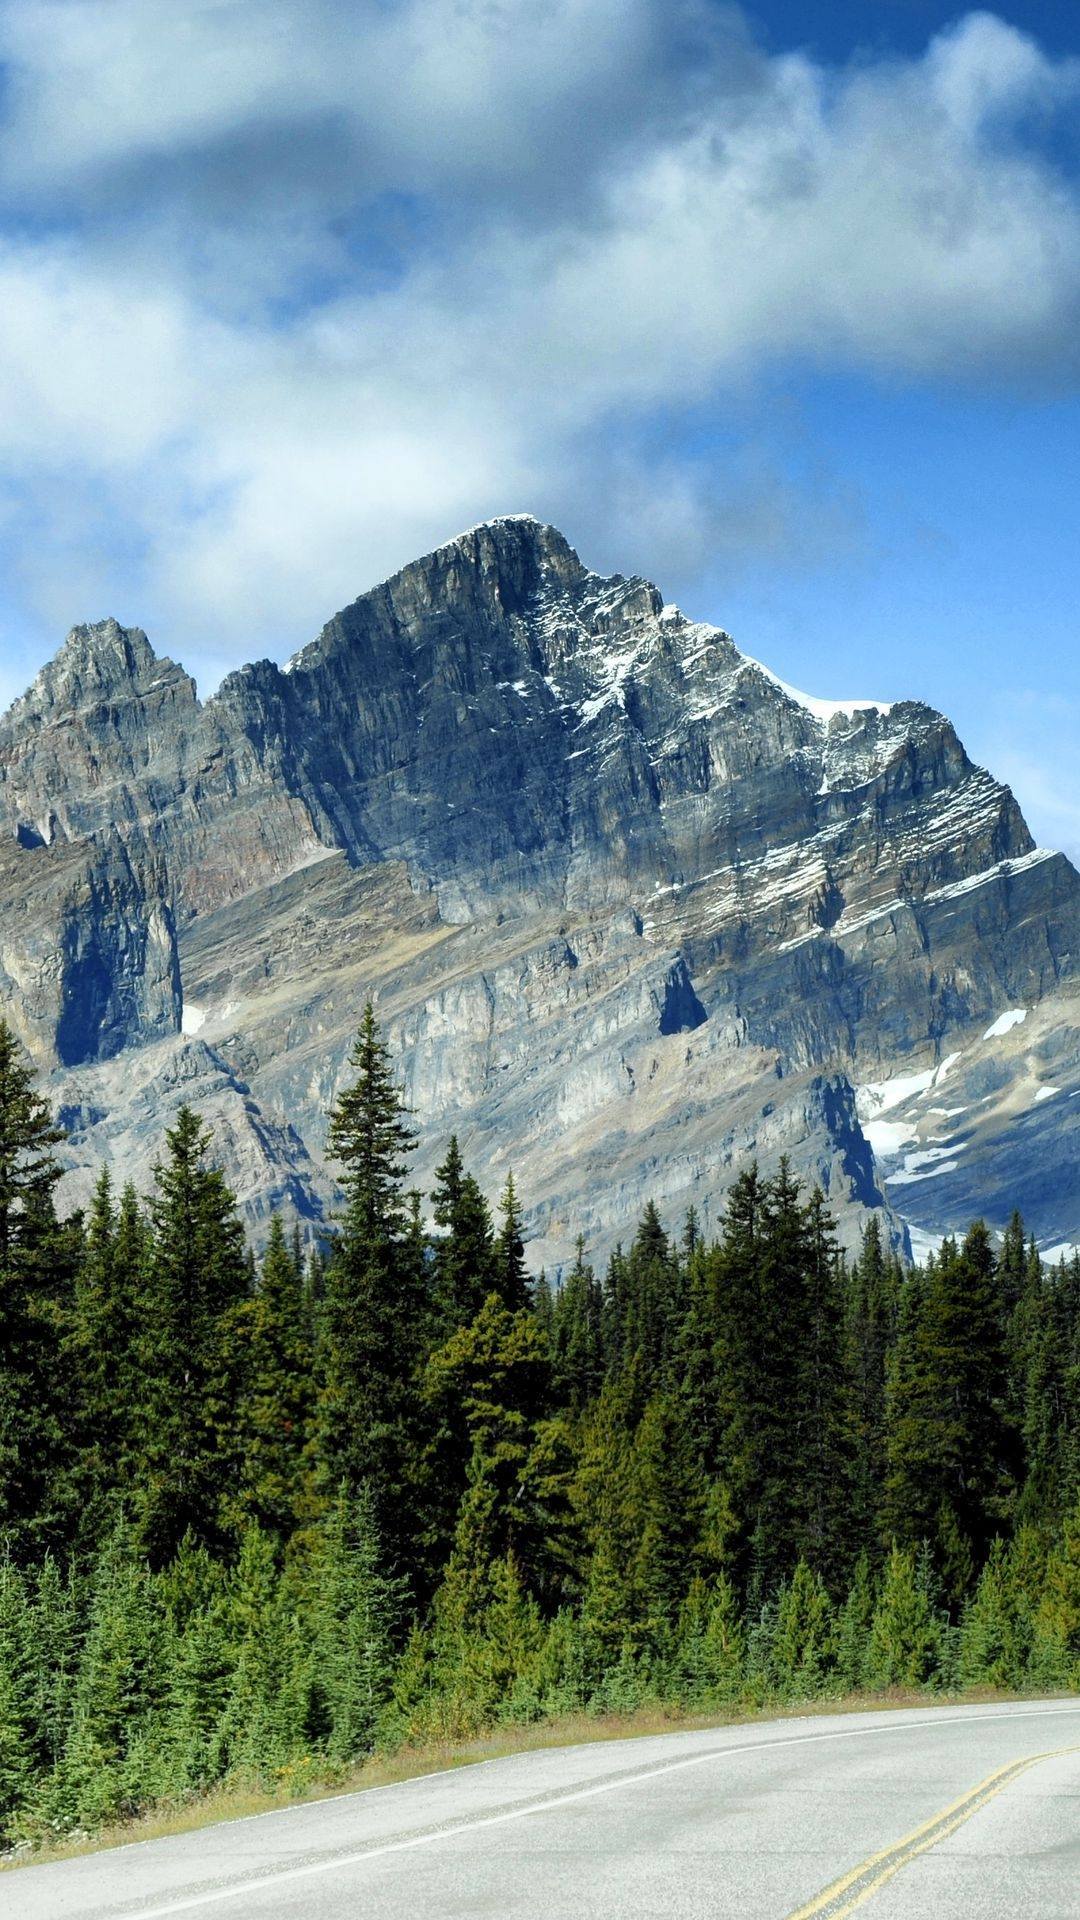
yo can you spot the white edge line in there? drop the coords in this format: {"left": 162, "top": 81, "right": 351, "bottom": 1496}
{"left": 117, "top": 1703, "right": 1080, "bottom": 1918}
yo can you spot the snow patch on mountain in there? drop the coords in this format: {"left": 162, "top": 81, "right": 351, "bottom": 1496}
{"left": 857, "top": 1052, "right": 960, "bottom": 1125}
{"left": 984, "top": 1007, "right": 1028, "bottom": 1040}
{"left": 737, "top": 653, "right": 892, "bottom": 724}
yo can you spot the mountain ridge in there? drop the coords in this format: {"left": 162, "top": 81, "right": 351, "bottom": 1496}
{"left": 0, "top": 516, "right": 1076, "bottom": 1265}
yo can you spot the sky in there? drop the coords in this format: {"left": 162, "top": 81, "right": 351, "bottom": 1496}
{"left": 0, "top": 2, "right": 1076, "bottom": 863}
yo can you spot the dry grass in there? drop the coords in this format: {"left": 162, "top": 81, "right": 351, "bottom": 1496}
{"left": 2, "top": 1684, "right": 1048, "bottom": 1873}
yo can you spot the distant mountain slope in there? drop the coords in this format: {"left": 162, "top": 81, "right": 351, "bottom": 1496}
{"left": 0, "top": 517, "right": 1076, "bottom": 1264}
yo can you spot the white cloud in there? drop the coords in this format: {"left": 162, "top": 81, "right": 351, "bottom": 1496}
{"left": 0, "top": 0, "right": 750, "bottom": 220}
{"left": 0, "top": 5, "right": 1076, "bottom": 670}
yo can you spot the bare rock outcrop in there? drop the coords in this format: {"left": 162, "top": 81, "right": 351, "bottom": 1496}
{"left": 0, "top": 516, "right": 1075, "bottom": 1266}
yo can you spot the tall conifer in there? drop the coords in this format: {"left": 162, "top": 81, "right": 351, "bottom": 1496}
{"left": 0, "top": 1020, "right": 68, "bottom": 1543}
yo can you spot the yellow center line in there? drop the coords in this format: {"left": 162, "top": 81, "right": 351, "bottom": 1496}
{"left": 784, "top": 1744, "right": 1080, "bottom": 1920}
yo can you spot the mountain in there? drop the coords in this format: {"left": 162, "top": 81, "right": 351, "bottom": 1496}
{"left": 0, "top": 516, "right": 1076, "bottom": 1266}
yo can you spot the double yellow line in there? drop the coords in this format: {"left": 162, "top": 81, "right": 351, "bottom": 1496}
{"left": 785, "top": 1744, "right": 1078, "bottom": 1919}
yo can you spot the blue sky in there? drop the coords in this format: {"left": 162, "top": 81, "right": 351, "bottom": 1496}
{"left": 0, "top": 1, "right": 1076, "bottom": 861}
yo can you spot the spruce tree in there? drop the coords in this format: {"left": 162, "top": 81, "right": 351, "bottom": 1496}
{"left": 551, "top": 1237, "right": 604, "bottom": 1413}
{"left": 884, "top": 1223, "right": 1015, "bottom": 1597}
{"left": 628, "top": 1391, "right": 706, "bottom": 1647}
{"left": 622, "top": 1204, "right": 680, "bottom": 1382}
{"left": 136, "top": 1107, "right": 251, "bottom": 1562}
{"left": 703, "top": 1166, "right": 764, "bottom": 1574}
{"left": 311, "top": 1489, "right": 403, "bottom": 1763}
{"left": 423, "top": 1294, "right": 551, "bottom": 1585}
{"left": 0, "top": 1554, "right": 34, "bottom": 1843}
{"left": 796, "top": 1189, "right": 853, "bottom": 1586}
{"left": 431, "top": 1136, "right": 495, "bottom": 1333}
{"left": 318, "top": 1004, "right": 424, "bottom": 1574}
{"left": 495, "top": 1171, "right": 530, "bottom": 1313}
{"left": 62, "top": 1167, "right": 145, "bottom": 1554}
{"left": 0, "top": 1020, "right": 69, "bottom": 1544}
{"left": 48, "top": 1520, "right": 169, "bottom": 1830}
{"left": 233, "top": 1217, "right": 316, "bottom": 1541}
{"left": 846, "top": 1216, "right": 899, "bottom": 1553}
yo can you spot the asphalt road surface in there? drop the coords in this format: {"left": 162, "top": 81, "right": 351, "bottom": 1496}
{"left": 12, "top": 1699, "right": 1080, "bottom": 1919}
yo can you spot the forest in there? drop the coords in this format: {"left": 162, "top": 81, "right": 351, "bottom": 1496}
{"left": 0, "top": 1005, "right": 1078, "bottom": 1850}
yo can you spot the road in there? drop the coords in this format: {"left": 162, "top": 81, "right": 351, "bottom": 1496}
{"left": 12, "top": 1699, "right": 1080, "bottom": 1919}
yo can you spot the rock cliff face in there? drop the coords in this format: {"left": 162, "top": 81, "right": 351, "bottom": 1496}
{"left": 0, "top": 517, "right": 1076, "bottom": 1265}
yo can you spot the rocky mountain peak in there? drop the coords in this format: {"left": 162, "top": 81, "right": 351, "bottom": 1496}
{"left": 0, "top": 516, "right": 1075, "bottom": 1264}
{"left": 7, "top": 617, "right": 190, "bottom": 720}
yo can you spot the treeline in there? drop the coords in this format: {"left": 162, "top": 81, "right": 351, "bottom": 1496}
{"left": 0, "top": 1008, "right": 1078, "bottom": 1847}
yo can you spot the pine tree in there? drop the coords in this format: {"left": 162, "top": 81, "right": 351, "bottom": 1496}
{"left": 835, "top": 1554, "right": 875, "bottom": 1694}
{"left": 884, "top": 1223, "right": 1015, "bottom": 1598}
{"left": 310, "top": 1489, "right": 403, "bottom": 1763}
{"left": 865, "top": 1546, "right": 944, "bottom": 1690}
{"left": 768, "top": 1562, "right": 836, "bottom": 1700}
{"left": 704, "top": 1166, "right": 765, "bottom": 1582}
{"left": 430, "top": 1136, "right": 495, "bottom": 1333}
{"left": 796, "top": 1189, "right": 853, "bottom": 1586}
{"left": 160, "top": 1538, "right": 233, "bottom": 1792}
{"left": 422, "top": 1294, "right": 552, "bottom": 1587}
{"left": 233, "top": 1217, "right": 316, "bottom": 1541}
{"left": 136, "top": 1108, "right": 251, "bottom": 1563}
{"left": 0, "top": 1554, "right": 34, "bottom": 1843}
{"left": 751, "top": 1160, "right": 814, "bottom": 1592}
{"left": 318, "top": 1005, "right": 425, "bottom": 1574}
{"left": 62, "top": 1168, "right": 146, "bottom": 1554}
{"left": 846, "top": 1216, "right": 899, "bottom": 1553}
{"left": 1019, "top": 1248, "right": 1080, "bottom": 1528}
{"left": 495, "top": 1171, "right": 530, "bottom": 1313}
{"left": 1031, "top": 1496, "right": 1080, "bottom": 1688}
{"left": 551, "top": 1238, "right": 604, "bottom": 1413}
{"left": 0, "top": 1020, "right": 69, "bottom": 1544}
{"left": 25, "top": 1553, "right": 81, "bottom": 1780}
{"left": 622, "top": 1203, "right": 680, "bottom": 1381}
{"left": 214, "top": 1523, "right": 299, "bottom": 1780}
{"left": 628, "top": 1392, "right": 706, "bottom": 1648}
{"left": 48, "top": 1520, "right": 169, "bottom": 1830}
{"left": 956, "top": 1537, "right": 1033, "bottom": 1690}
{"left": 669, "top": 1573, "right": 744, "bottom": 1708}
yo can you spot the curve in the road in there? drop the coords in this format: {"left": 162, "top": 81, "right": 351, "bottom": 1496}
{"left": 785, "top": 1741, "right": 1080, "bottom": 1918}
{"left": 13, "top": 1698, "right": 1080, "bottom": 1920}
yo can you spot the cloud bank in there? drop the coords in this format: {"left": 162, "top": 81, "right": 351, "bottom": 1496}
{"left": 0, "top": 3, "right": 1077, "bottom": 668}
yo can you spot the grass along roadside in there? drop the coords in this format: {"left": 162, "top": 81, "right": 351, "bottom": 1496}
{"left": 3, "top": 1685, "right": 1065, "bottom": 1872}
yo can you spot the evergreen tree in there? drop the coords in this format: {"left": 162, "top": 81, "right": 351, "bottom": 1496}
{"left": 423, "top": 1294, "right": 552, "bottom": 1589}
{"left": 628, "top": 1392, "right": 706, "bottom": 1647}
{"left": 62, "top": 1168, "right": 146, "bottom": 1553}
{"left": 846, "top": 1216, "right": 899, "bottom": 1553}
{"left": 495, "top": 1171, "right": 530, "bottom": 1313}
{"left": 48, "top": 1521, "right": 169, "bottom": 1830}
{"left": 136, "top": 1108, "right": 251, "bottom": 1563}
{"left": 703, "top": 1166, "right": 765, "bottom": 1581}
{"left": 214, "top": 1524, "right": 300, "bottom": 1780}
{"left": 0, "top": 1021, "right": 69, "bottom": 1544}
{"left": 318, "top": 1005, "right": 425, "bottom": 1575}
{"left": 310, "top": 1489, "right": 403, "bottom": 1762}
{"left": 430, "top": 1137, "right": 495, "bottom": 1333}
{"left": 796, "top": 1189, "right": 853, "bottom": 1585}
{"left": 884, "top": 1223, "right": 1015, "bottom": 1597}
{"left": 865, "top": 1546, "right": 944, "bottom": 1689}
{"left": 0, "top": 1554, "right": 34, "bottom": 1843}
{"left": 233, "top": 1217, "right": 316, "bottom": 1541}
{"left": 768, "top": 1562, "right": 836, "bottom": 1699}
{"left": 835, "top": 1554, "right": 875, "bottom": 1694}
{"left": 551, "top": 1238, "right": 604, "bottom": 1413}
{"left": 622, "top": 1204, "right": 681, "bottom": 1382}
